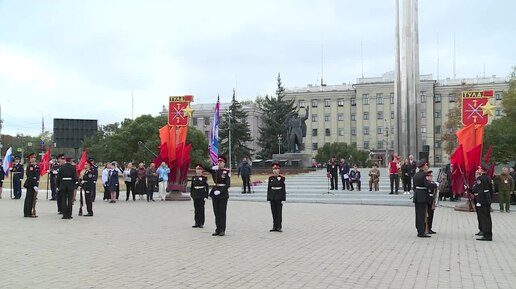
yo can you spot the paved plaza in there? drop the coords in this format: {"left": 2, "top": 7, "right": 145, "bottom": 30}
{"left": 1, "top": 194, "right": 516, "bottom": 289}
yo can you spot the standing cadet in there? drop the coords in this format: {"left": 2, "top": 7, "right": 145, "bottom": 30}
{"left": 55, "top": 154, "right": 65, "bottom": 214}
{"left": 56, "top": 156, "right": 78, "bottom": 219}
{"left": 190, "top": 164, "right": 209, "bottom": 228}
{"left": 23, "top": 153, "right": 40, "bottom": 217}
{"left": 49, "top": 155, "right": 59, "bottom": 200}
{"left": 205, "top": 156, "right": 231, "bottom": 236}
{"left": 11, "top": 156, "right": 24, "bottom": 199}
{"left": 0, "top": 160, "right": 4, "bottom": 199}
{"left": 326, "top": 156, "right": 338, "bottom": 190}
{"left": 88, "top": 158, "right": 98, "bottom": 202}
{"left": 267, "top": 163, "right": 286, "bottom": 232}
{"left": 413, "top": 159, "right": 432, "bottom": 238}
{"left": 80, "top": 160, "right": 95, "bottom": 216}
{"left": 473, "top": 162, "right": 493, "bottom": 241}
{"left": 425, "top": 170, "right": 437, "bottom": 234}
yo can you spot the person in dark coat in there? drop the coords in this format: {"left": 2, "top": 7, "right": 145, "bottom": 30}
{"left": 49, "top": 155, "right": 59, "bottom": 200}
{"left": 146, "top": 163, "right": 157, "bottom": 202}
{"left": 23, "top": 153, "right": 40, "bottom": 218}
{"left": 401, "top": 159, "right": 412, "bottom": 194}
{"left": 473, "top": 162, "right": 494, "bottom": 241}
{"left": 11, "top": 156, "right": 24, "bottom": 199}
{"left": 107, "top": 161, "right": 120, "bottom": 203}
{"left": 204, "top": 156, "right": 231, "bottom": 236}
{"left": 190, "top": 164, "right": 209, "bottom": 228}
{"left": 80, "top": 160, "right": 95, "bottom": 216}
{"left": 238, "top": 159, "right": 252, "bottom": 194}
{"left": 339, "top": 159, "right": 351, "bottom": 190}
{"left": 56, "top": 156, "right": 78, "bottom": 219}
{"left": 267, "top": 163, "right": 286, "bottom": 232}
{"left": 88, "top": 158, "right": 99, "bottom": 202}
{"left": 326, "top": 156, "right": 338, "bottom": 190}
{"left": 413, "top": 159, "right": 432, "bottom": 238}
{"left": 0, "top": 160, "right": 4, "bottom": 199}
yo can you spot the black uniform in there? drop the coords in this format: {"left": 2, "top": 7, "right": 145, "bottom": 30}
{"left": 206, "top": 167, "right": 231, "bottom": 235}
{"left": 90, "top": 164, "right": 98, "bottom": 201}
{"left": 23, "top": 163, "right": 40, "bottom": 217}
{"left": 81, "top": 169, "right": 95, "bottom": 216}
{"left": 267, "top": 174, "right": 286, "bottom": 231}
{"left": 190, "top": 175, "right": 209, "bottom": 227}
{"left": 56, "top": 163, "right": 78, "bottom": 219}
{"left": 413, "top": 169, "right": 432, "bottom": 236}
{"left": 327, "top": 161, "right": 338, "bottom": 190}
{"left": 50, "top": 161, "right": 59, "bottom": 200}
{"left": 11, "top": 163, "right": 24, "bottom": 199}
{"left": 426, "top": 181, "right": 438, "bottom": 233}
{"left": 473, "top": 173, "right": 493, "bottom": 239}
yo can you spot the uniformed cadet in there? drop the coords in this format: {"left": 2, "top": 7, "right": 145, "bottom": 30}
{"left": 326, "top": 156, "right": 338, "bottom": 190}
{"left": 55, "top": 154, "right": 66, "bottom": 214}
{"left": 190, "top": 164, "right": 209, "bottom": 228}
{"left": 472, "top": 162, "right": 493, "bottom": 241}
{"left": 11, "top": 156, "right": 24, "bottom": 199}
{"left": 49, "top": 155, "right": 59, "bottom": 200}
{"left": 267, "top": 163, "right": 286, "bottom": 232}
{"left": 88, "top": 158, "right": 98, "bottom": 202}
{"left": 205, "top": 156, "right": 231, "bottom": 236}
{"left": 56, "top": 156, "right": 78, "bottom": 219}
{"left": 80, "top": 160, "right": 95, "bottom": 216}
{"left": 23, "top": 153, "right": 40, "bottom": 218}
{"left": 413, "top": 159, "right": 432, "bottom": 238}
{"left": 425, "top": 170, "right": 437, "bottom": 234}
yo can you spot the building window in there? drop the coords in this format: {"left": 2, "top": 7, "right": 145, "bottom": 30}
{"left": 435, "top": 125, "right": 441, "bottom": 134}
{"left": 421, "top": 111, "right": 426, "bottom": 118}
{"left": 449, "top": 94, "right": 456, "bottom": 102}
{"left": 312, "top": 143, "right": 318, "bottom": 150}
{"left": 311, "top": 99, "right": 318, "bottom": 108}
{"left": 390, "top": 93, "right": 395, "bottom": 104}
{"left": 363, "top": 141, "right": 369, "bottom": 149}
{"left": 377, "top": 112, "right": 383, "bottom": 120}
{"left": 377, "top": 127, "right": 383, "bottom": 134}
{"left": 420, "top": 91, "right": 426, "bottom": 103}
{"left": 377, "top": 141, "right": 383, "bottom": 149}
{"left": 495, "top": 91, "right": 502, "bottom": 100}
{"left": 338, "top": 113, "right": 344, "bottom": 121}
{"left": 434, "top": 94, "right": 441, "bottom": 103}
{"left": 351, "top": 97, "right": 356, "bottom": 106}
{"left": 391, "top": 111, "right": 394, "bottom": 119}
{"left": 337, "top": 99, "right": 344, "bottom": 106}
{"left": 362, "top": 94, "right": 369, "bottom": 105}
{"left": 192, "top": 117, "right": 198, "bottom": 126}
{"left": 436, "top": 156, "right": 441, "bottom": 163}
{"left": 324, "top": 114, "right": 331, "bottom": 122}
{"left": 421, "top": 126, "right": 426, "bottom": 133}
{"left": 391, "top": 127, "right": 394, "bottom": 135}
{"left": 204, "top": 131, "right": 210, "bottom": 138}
{"left": 325, "top": 128, "right": 331, "bottom": 136}
{"left": 364, "top": 126, "right": 369, "bottom": 135}
{"left": 312, "top": 129, "right": 318, "bottom": 136}
{"left": 391, "top": 140, "right": 394, "bottom": 148}
{"left": 338, "top": 129, "right": 344, "bottom": 136}
{"left": 434, "top": 111, "right": 441, "bottom": 118}
{"left": 312, "top": 114, "right": 318, "bottom": 122}
{"left": 422, "top": 140, "right": 427, "bottom": 147}
{"left": 324, "top": 99, "right": 331, "bottom": 107}
{"left": 363, "top": 112, "right": 369, "bottom": 120}
{"left": 495, "top": 109, "right": 501, "bottom": 116}
{"left": 299, "top": 100, "right": 305, "bottom": 108}
{"left": 376, "top": 93, "right": 383, "bottom": 105}
{"left": 204, "top": 117, "right": 210, "bottom": 126}
{"left": 351, "top": 114, "right": 356, "bottom": 121}
{"left": 351, "top": 128, "right": 356, "bottom": 136}
{"left": 435, "top": 141, "right": 441, "bottom": 148}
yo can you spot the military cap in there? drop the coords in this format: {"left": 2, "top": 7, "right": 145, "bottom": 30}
{"left": 426, "top": 170, "right": 433, "bottom": 176}
{"left": 14, "top": 156, "right": 21, "bottom": 160}
{"left": 272, "top": 162, "right": 281, "bottom": 169}
{"left": 64, "top": 156, "right": 73, "bottom": 162}
{"left": 195, "top": 164, "right": 204, "bottom": 170}
{"left": 57, "top": 154, "right": 65, "bottom": 159}
{"left": 417, "top": 159, "right": 427, "bottom": 168}
{"left": 88, "top": 157, "right": 95, "bottom": 162}
{"left": 86, "top": 160, "right": 93, "bottom": 166}
{"left": 218, "top": 156, "right": 226, "bottom": 163}
{"left": 26, "top": 153, "right": 36, "bottom": 159}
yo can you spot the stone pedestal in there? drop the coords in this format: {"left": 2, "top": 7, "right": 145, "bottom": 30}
{"left": 165, "top": 183, "right": 191, "bottom": 201}
{"left": 272, "top": 153, "right": 312, "bottom": 168}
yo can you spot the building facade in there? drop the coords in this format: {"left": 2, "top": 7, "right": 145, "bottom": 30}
{"left": 284, "top": 72, "right": 509, "bottom": 166}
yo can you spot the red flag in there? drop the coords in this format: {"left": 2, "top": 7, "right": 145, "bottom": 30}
{"left": 76, "top": 150, "right": 88, "bottom": 175}
{"left": 450, "top": 144, "right": 465, "bottom": 195}
{"left": 153, "top": 142, "right": 169, "bottom": 167}
{"left": 465, "top": 144, "right": 482, "bottom": 187}
{"left": 39, "top": 148, "right": 51, "bottom": 176}
{"left": 456, "top": 124, "right": 484, "bottom": 169}
{"left": 483, "top": 145, "right": 491, "bottom": 163}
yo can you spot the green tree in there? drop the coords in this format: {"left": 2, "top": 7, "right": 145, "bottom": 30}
{"left": 256, "top": 73, "right": 296, "bottom": 159}
{"left": 484, "top": 67, "right": 516, "bottom": 163}
{"left": 315, "top": 142, "right": 370, "bottom": 167}
{"left": 219, "top": 89, "right": 253, "bottom": 167}
{"left": 441, "top": 85, "right": 474, "bottom": 155}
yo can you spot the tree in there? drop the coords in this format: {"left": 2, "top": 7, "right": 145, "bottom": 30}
{"left": 219, "top": 89, "right": 253, "bottom": 167}
{"left": 81, "top": 115, "right": 209, "bottom": 166}
{"left": 484, "top": 67, "right": 516, "bottom": 163}
{"left": 315, "top": 142, "right": 370, "bottom": 167}
{"left": 256, "top": 73, "right": 296, "bottom": 159}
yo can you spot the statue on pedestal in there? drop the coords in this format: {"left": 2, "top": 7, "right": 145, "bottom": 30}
{"left": 287, "top": 106, "right": 309, "bottom": 153}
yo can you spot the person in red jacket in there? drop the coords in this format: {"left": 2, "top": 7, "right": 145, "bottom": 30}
{"left": 389, "top": 155, "right": 401, "bottom": 194}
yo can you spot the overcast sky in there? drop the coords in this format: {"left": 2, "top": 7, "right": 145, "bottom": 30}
{"left": 0, "top": 0, "right": 514, "bottom": 136}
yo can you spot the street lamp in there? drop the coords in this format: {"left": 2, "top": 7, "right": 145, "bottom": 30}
{"left": 277, "top": 134, "right": 282, "bottom": 154}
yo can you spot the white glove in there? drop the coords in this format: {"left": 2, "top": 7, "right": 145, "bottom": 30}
{"left": 211, "top": 165, "right": 219, "bottom": 170}
{"left": 33, "top": 186, "right": 39, "bottom": 192}
{"left": 214, "top": 190, "right": 221, "bottom": 196}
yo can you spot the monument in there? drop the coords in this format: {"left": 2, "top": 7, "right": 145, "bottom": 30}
{"left": 273, "top": 107, "right": 311, "bottom": 167}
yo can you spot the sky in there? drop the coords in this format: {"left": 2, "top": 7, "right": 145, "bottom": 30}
{"left": 0, "top": 0, "right": 515, "bottom": 137}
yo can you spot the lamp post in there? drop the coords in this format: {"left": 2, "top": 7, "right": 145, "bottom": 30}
{"left": 384, "top": 119, "right": 390, "bottom": 168}
{"left": 277, "top": 134, "right": 282, "bottom": 154}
